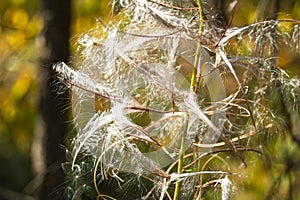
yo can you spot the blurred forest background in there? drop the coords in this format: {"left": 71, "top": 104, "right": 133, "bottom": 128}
{"left": 0, "top": 0, "right": 299, "bottom": 199}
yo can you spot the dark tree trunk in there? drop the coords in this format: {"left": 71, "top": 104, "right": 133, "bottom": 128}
{"left": 32, "top": 0, "right": 71, "bottom": 199}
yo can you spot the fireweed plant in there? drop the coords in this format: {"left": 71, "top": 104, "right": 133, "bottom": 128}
{"left": 53, "top": 0, "right": 300, "bottom": 199}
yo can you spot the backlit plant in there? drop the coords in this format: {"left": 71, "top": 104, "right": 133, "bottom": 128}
{"left": 54, "top": 0, "right": 300, "bottom": 199}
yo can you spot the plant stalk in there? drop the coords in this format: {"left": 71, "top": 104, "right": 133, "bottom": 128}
{"left": 173, "top": 112, "right": 189, "bottom": 200}
{"left": 190, "top": 0, "right": 204, "bottom": 93}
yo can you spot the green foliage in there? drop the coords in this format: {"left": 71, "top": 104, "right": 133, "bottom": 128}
{"left": 0, "top": 0, "right": 111, "bottom": 195}
{"left": 0, "top": 0, "right": 40, "bottom": 192}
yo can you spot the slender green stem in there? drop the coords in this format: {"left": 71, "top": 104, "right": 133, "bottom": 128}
{"left": 173, "top": 113, "right": 189, "bottom": 200}
{"left": 190, "top": 0, "right": 204, "bottom": 93}
{"left": 190, "top": 42, "right": 201, "bottom": 92}
{"left": 174, "top": 2, "right": 204, "bottom": 199}
{"left": 191, "top": 1, "right": 204, "bottom": 199}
